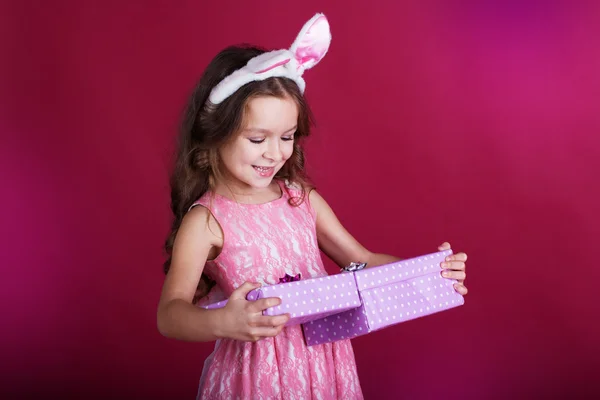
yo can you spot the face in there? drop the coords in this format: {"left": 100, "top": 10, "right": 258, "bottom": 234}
{"left": 218, "top": 95, "right": 298, "bottom": 194}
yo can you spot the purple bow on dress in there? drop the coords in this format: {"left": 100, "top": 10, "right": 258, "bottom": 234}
{"left": 279, "top": 273, "right": 302, "bottom": 283}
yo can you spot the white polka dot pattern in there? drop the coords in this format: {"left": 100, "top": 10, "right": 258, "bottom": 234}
{"left": 202, "top": 272, "right": 361, "bottom": 327}
{"left": 303, "top": 250, "right": 464, "bottom": 346}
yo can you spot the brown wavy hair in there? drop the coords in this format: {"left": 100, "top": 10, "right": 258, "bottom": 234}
{"left": 164, "top": 45, "right": 315, "bottom": 301}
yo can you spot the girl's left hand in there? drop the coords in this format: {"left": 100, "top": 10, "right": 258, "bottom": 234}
{"left": 438, "top": 242, "right": 468, "bottom": 296}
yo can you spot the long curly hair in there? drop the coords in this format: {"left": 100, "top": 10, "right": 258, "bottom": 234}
{"left": 164, "top": 45, "right": 315, "bottom": 301}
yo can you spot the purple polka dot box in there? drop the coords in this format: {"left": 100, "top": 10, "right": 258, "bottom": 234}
{"left": 302, "top": 249, "right": 465, "bottom": 346}
{"left": 201, "top": 272, "right": 363, "bottom": 327}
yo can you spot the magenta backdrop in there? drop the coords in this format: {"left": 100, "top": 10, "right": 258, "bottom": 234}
{"left": 2, "top": 1, "right": 599, "bottom": 399}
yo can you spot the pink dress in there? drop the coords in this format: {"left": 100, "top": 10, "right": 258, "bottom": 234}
{"left": 192, "top": 180, "right": 363, "bottom": 400}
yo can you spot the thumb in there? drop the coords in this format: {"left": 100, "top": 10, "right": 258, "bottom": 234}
{"left": 230, "top": 281, "right": 261, "bottom": 300}
{"left": 438, "top": 242, "right": 451, "bottom": 251}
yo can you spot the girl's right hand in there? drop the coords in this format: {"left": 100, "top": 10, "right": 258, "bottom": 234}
{"left": 219, "top": 281, "right": 290, "bottom": 342}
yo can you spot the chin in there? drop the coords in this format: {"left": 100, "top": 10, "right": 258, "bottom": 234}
{"left": 251, "top": 178, "right": 275, "bottom": 188}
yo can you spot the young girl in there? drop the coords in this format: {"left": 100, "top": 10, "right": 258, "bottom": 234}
{"left": 157, "top": 13, "right": 468, "bottom": 400}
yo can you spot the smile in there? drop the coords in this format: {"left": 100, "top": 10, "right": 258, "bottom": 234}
{"left": 253, "top": 165, "right": 275, "bottom": 177}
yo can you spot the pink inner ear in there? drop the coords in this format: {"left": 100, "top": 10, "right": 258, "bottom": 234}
{"left": 255, "top": 58, "right": 291, "bottom": 74}
{"left": 295, "top": 46, "right": 326, "bottom": 66}
{"left": 294, "top": 16, "right": 330, "bottom": 67}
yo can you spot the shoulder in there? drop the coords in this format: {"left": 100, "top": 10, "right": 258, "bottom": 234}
{"left": 184, "top": 203, "right": 211, "bottom": 224}
{"left": 307, "top": 189, "right": 328, "bottom": 215}
{"left": 179, "top": 204, "right": 223, "bottom": 247}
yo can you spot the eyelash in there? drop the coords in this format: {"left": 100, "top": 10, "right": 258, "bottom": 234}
{"left": 249, "top": 136, "right": 294, "bottom": 144}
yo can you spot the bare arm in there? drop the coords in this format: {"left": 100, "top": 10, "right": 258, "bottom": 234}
{"left": 309, "top": 190, "right": 400, "bottom": 269}
{"left": 156, "top": 206, "right": 226, "bottom": 341}
{"left": 310, "top": 190, "right": 469, "bottom": 295}
{"left": 156, "top": 206, "right": 289, "bottom": 342}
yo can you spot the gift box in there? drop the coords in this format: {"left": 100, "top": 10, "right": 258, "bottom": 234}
{"left": 201, "top": 273, "right": 362, "bottom": 327}
{"left": 303, "top": 250, "right": 464, "bottom": 346}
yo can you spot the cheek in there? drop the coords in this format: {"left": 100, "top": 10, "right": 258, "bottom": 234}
{"left": 233, "top": 143, "right": 258, "bottom": 164}
{"left": 245, "top": 146, "right": 264, "bottom": 162}
{"left": 282, "top": 143, "right": 295, "bottom": 161}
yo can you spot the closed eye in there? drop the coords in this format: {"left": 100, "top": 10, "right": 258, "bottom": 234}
{"left": 248, "top": 136, "right": 293, "bottom": 144}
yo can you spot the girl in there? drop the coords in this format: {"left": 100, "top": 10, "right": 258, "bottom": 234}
{"left": 157, "top": 13, "right": 468, "bottom": 400}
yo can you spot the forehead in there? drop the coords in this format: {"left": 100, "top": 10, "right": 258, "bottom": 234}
{"left": 243, "top": 96, "right": 299, "bottom": 130}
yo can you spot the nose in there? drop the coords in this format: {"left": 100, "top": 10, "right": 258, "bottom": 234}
{"left": 263, "top": 139, "right": 283, "bottom": 162}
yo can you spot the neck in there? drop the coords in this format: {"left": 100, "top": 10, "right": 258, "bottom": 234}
{"left": 213, "top": 179, "right": 282, "bottom": 203}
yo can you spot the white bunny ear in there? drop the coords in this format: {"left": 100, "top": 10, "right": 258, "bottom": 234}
{"left": 290, "top": 13, "right": 331, "bottom": 72}
{"left": 208, "top": 13, "right": 331, "bottom": 104}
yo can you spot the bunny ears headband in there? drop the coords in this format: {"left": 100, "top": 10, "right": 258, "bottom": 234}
{"left": 208, "top": 13, "right": 332, "bottom": 105}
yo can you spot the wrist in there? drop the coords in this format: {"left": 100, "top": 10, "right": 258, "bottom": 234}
{"left": 209, "top": 307, "right": 229, "bottom": 339}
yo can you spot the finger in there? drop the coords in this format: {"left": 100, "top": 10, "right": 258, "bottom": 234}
{"left": 250, "top": 326, "right": 284, "bottom": 340}
{"left": 441, "top": 270, "right": 466, "bottom": 281}
{"left": 445, "top": 252, "right": 467, "bottom": 262}
{"left": 440, "top": 261, "right": 465, "bottom": 271}
{"left": 230, "top": 281, "right": 261, "bottom": 300}
{"left": 438, "top": 242, "right": 451, "bottom": 251}
{"left": 252, "top": 314, "right": 290, "bottom": 328}
{"left": 248, "top": 297, "right": 282, "bottom": 312}
{"left": 453, "top": 282, "right": 468, "bottom": 295}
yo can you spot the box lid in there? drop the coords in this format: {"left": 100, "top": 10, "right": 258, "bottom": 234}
{"left": 353, "top": 250, "right": 453, "bottom": 291}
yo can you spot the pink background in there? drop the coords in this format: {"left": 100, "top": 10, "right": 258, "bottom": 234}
{"left": 1, "top": 1, "right": 599, "bottom": 398}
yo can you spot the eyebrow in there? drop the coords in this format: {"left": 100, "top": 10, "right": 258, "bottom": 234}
{"left": 244, "top": 126, "right": 297, "bottom": 135}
